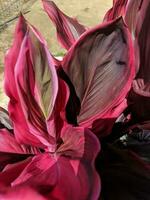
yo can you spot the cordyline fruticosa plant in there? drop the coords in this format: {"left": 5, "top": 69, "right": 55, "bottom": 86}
{"left": 0, "top": 0, "right": 150, "bottom": 199}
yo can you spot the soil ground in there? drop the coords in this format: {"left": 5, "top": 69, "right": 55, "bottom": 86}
{"left": 0, "top": 0, "right": 112, "bottom": 108}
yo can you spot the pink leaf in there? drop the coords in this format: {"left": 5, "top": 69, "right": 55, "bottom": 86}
{"left": 4, "top": 14, "right": 27, "bottom": 99}
{"left": 103, "top": 0, "right": 141, "bottom": 75}
{"left": 0, "top": 129, "right": 25, "bottom": 154}
{"left": 0, "top": 128, "right": 38, "bottom": 171}
{"left": 12, "top": 126, "right": 100, "bottom": 200}
{"left": 4, "top": 15, "right": 45, "bottom": 148}
{"left": 42, "top": 0, "right": 87, "bottom": 50}
{"left": 63, "top": 18, "right": 135, "bottom": 136}
{"left": 4, "top": 15, "right": 69, "bottom": 149}
{"left": 124, "top": 0, "right": 142, "bottom": 35}
{"left": 0, "top": 186, "right": 46, "bottom": 200}
{"left": 14, "top": 27, "right": 58, "bottom": 147}
{"left": 46, "top": 78, "right": 70, "bottom": 140}
{"left": 0, "top": 152, "right": 30, "bottom": 172}
{"left": 0, "top": 158, "right": 31, "bottom": 187}
{"left": 104, "top": 0, "right": 128, "bottom": 22}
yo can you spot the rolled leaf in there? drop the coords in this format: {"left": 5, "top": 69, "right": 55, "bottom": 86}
{"left": 4, "top": 15, "right": 69, "bottom": 149}
{"left": 42, "top": 0, "right": 86, "bottom": 50}
{"left": 63, "top": 17, "right": 135, "bottom": 136}
{"left": 104, "top": 0, "right": 141, "bottom": 75}
{"left": 103, "top": 0, "right": 128, "bottom": 22}
{"left": 14, "top": 27, "right": 58, "bottom": 147}
{"left": 46, "top": 78, "right": 70, "bottom": 140}
{"left": 104, "top": 0, "right": 142, "bottom": 37}
{"left": 57, "top": 67, "right": 81, "bottom": 125}
{"left": 4, "top": 15, "right": 45, "bottom": 148}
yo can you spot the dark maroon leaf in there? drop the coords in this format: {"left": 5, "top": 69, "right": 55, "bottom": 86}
{"left": 127, "top": 1, "right": 150, "bottom": 122}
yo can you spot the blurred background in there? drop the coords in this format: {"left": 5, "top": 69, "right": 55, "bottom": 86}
{"left": 0, "top": 0, "right": 112, "bottom": 108}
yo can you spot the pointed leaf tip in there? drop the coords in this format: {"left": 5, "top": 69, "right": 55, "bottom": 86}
{"left": 42, "top": 0, "right": 86, "bottom": 50}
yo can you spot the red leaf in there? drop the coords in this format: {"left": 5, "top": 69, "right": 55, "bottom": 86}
{"left": 4, "top": 15, "right": 45, "bottom": 148}
{"left": 0, "top": 129, "right": 26, "bottom": 154}
{"left": 46, "top": 78, "right": 70, "bottom": 140}
{"left": 0, "top": 152, "right": 30, "bottom": 172}
{"left": 104, "top": 0, "right": 128, "bottom": 22}
{"left": 63, "top": 18, "right": 135, "bottom": 136}
{"left": 0, "top": 128, "right": 40, "bottom": 154}
{"left": 14, "top": 28, "right": 58, "bottom": 147}
{"left": 0, "top": 185, "right": 46, "bottom": 200}
{"left": 0, "top": 158, "right": 31, "bottom": 187}
{"left": 11, "top": 126, "right": 100, "bottom": 200}
{"left": 0, "top": 128, "right": 38, "bottom": 171}
{"left": 42, "top": 0, "right": 87, "bottom": 50}
{"left": 124, "top": 0, "right": 142, "bottom": 35}
{"left": 4, "top": 15, "right": 69, "bottom": 149}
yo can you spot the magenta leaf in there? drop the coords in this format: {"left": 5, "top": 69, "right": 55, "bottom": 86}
{"left": 48, "top": 78, "right": 70, "bottom": 138}
{"left": 0, "top": 185, "right": 46, "bottom": 200}
{"left": 0, "top": 128, "right": 38, "bottom": 171}
{"left": 10, "top": 126, "right": 100, "bottom": 200}
{"left": 42, "top": 0, "right": 87, "bottom": 50}
{"left": 0, "top": 128, "right": 39, "bottom": 155}
{"left": 0, "top": 158, "right": 31, "bottom": 187}
{"left": 25, "top": 26, "right": 59, "bottom": 120}
{"left": 4, "top": 15, "right": 45, "bottom": 148}
{"left": 63, "top": 17, "right": 135, "bottom": 136}
{"left": 104, "top": 0, "right": 141, "bottom": 36}
{"left": 104, "top": 1, "right": 150, "bottom": 76}
{"left": 103, "top": 0, "right": 141, "bottom": 75}
{"left": 0, "top": 152, "right": 31, "bottom": 172}
{"left": 14, "top": 27, "right": 58, "bottom": 147}
{"left": 124, "top": 0, "right": 142, "bottom": 35}
{"left": 0, "top": 129, "right": 26, "bottom": 154}
{"left": 4, "top": 14, "right": 27, "bottom": 100}
{"left": 104, "top": 0, "right": 128, "bottom": 22}
{"left": 4, "top": 15, "right": 69, "bottom": 149}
